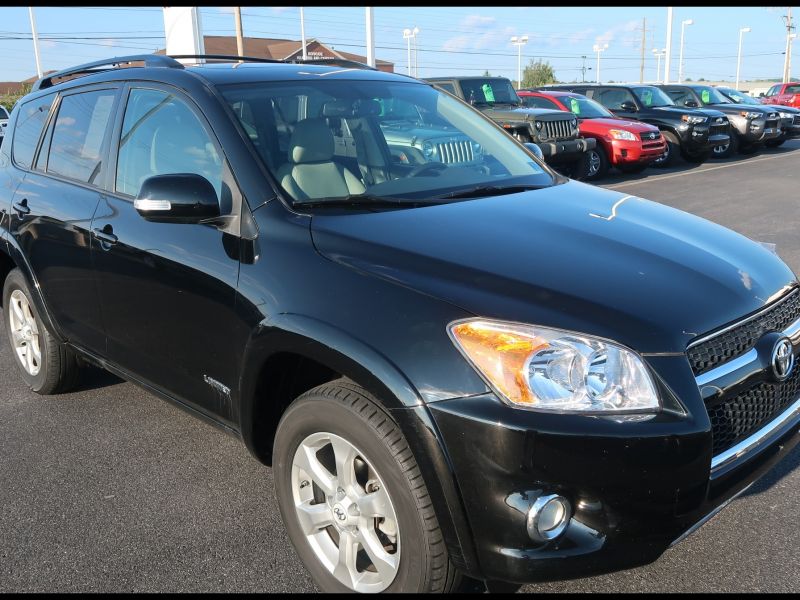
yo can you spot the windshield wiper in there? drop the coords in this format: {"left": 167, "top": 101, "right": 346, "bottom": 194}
{"left": 433, "top": 184, "right": 547, "bottom": 200}
{"left": 298, "top": 194, "right": 445, "bottom": 209}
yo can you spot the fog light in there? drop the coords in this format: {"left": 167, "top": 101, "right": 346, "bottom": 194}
{"left": 526, "top": 494, "right": 571, "bottom": 543}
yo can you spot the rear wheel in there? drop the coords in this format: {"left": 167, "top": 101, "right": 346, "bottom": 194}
{"left": 652, "top": 131, "right": 678, "bottom": 168}
{"left": 3, "top": 268, "right": 81, "bottom": 394}
{"left": 273, "top": 379, "right": 470, "bottom": 593}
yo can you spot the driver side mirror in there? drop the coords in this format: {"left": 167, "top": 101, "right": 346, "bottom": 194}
{"left": 134, "top": 173, "right": 220, "bottom": 223}
{"left": 523, "top": 142, "right": 544, "bottom": 160}
{"left": 758, "top": 92, "right": 766, "bottom": 97}
{"left": 619, "top": 101, "right": 638, "bottom": 112}
{"left": 684, "top": 99, "right": 699, "bottom": 108}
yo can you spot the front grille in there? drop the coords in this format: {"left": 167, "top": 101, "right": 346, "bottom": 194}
{"left": 687, "top": 288, "right": 800, "bottom": 376}
{"left": 540, "top": 118, "right": 575, "bottom": 141}
{"left": 766, "top": 119, "right": 779, "bottom": 130}
{"left": 707, "top": 365, "right": 800, "bottom": 456}
{"left": 709, "top": 123, "right": 729, "bottom": 137}
{"left": 793, "top": 115, "right": 800, "bottom": 126}
{"left": 435, "top": 139, "right": 474, "bottom": 164}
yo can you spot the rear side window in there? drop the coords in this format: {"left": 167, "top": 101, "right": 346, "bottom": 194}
{"left": 12, "top": 95, "right": 53, "bottom": 169}
{"left": 115, "top": 88, "right": 222, "bottom": 198}
{"left": 786, "top": 85, "right": 800, "bottom": 95}
{"left": 520, "top": 95, "right": 560, "bottom": 110}
{"left": 47, "top": 90, "right": 116, "bottom": 184}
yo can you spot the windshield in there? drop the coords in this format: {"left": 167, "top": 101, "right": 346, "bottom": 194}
{"left": 716, "top": 87, "right": 760, "bottom": 105}
{"left": 220, "top": 79, "right": 553, "bottom": 207}
{"left": 562, "top": 95, "right": 613, "bottom": 119}
{"left": 630, "top": 86, "right": 675, "bottom": 107}
{"left": 458, "top": 78, "right": 521, "bottom": 106}
{"left": 695, "top": 86, "right": 730, "bottom": 105}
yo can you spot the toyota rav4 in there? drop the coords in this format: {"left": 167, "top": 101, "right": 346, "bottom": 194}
{"left": 1, "top": 55, "right": 799, "bottom": 593}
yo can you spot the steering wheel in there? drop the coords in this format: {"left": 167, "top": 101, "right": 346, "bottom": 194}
{"left": 408, "top": 161, "right": 448, "bottom": 177}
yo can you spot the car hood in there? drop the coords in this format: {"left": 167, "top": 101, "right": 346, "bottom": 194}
{"left": 579, "top": 117, "right": 658, "bottom": 132}
{"left": 310, "top": 180, "right": 797, "bottom": 353}
{"left": 705, "top": 102, "right": 775, "bottom": 116}
{"left": 649, "top": 105, "right": 727, "bottom": 119}
{"left": 481, "top": 105, "right": 573, "bottom": 122}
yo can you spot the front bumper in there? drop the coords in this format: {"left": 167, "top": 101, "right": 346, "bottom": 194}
{"left": 739, "top": 117, "right": 782, "bottom": 144}
{"left": 428, "top": 356, "right": 800, "bottom": 584}
{"left": 537, "top": 136, "right": 597, "bottom": 163}
{"left": 607, "top": 137, "right": 667, "bottom": 165}
{"left": 681, "top": 122, "right": 731, "bottom": 154}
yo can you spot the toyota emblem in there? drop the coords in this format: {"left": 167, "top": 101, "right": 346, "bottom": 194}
{"left": 771, "top": 337, "right": 795, "bottom": 381}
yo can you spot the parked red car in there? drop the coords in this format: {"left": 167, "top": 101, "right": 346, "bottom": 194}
{"left": 517, "top": 90, "right": 666, "bottom": 179}
{"left": 759, "top": 82, "right": 800, "bottom": 108}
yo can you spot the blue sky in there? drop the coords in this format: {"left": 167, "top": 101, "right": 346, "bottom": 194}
{"left": 0, "top": 6, "right": 797, "bottom": 84}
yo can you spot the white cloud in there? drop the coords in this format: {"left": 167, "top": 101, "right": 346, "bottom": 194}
{"left": 594, "top": 19, "right": 640, "bottom": 50}
{"left": 442, "top": 14, "right": 517, "bottom": 52}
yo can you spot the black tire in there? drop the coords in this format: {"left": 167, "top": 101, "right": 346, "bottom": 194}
{"left": 273, "top": 379, "right": 470, "bottom": 593}
{"left": 765, "top": 138, "right": 786, "bottom": 148}
{"left": 681, "top": 148, "right": 711, "bottom": 163}
{"left": 738, "top": 141, "right": 759, "bottom": 155}
{"left": 711, "top": 131, "right": 739, "bottom": 158}
{"left": 576, "top": 145, "right": 609, "bottom": 181}
{"left": 617, "top": 163, "right": 648, "bottom": 175}
{"left": 2, "top": 268, "right": 81, "bottom": 394}
{"left": 652, "top": 131, "right": 678, "bottom": 168}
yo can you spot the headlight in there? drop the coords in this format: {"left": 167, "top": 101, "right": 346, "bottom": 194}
{"left": 449, "top": 319, "right": 659, "bottom": 413}
{"left": 422, "top": 141, "right": 434, "bottom": 158}
{"left": 779, "top": 111, "right": 793, "bottom": 119}
{"left": 608, "top": 129, "right": 637, "bottom": 141}
{"left": 571, "top": 118, "right": 578, "bottom": 128}
{"left": 681, "top": 114, "right": 707, "bottom": 124}
{"left": 740, "top": 111, "right": 762, "bottom": 119}
{"left": 471, "top": 140, "right": 482, "bottom": 155}
{"left": 535, "top": 121, "right": 543, "bottom": 130}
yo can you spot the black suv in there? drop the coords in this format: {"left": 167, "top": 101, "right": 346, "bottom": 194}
{"left": 425, "top": 76, "right": 596, "bottom": 177}
{"left": 544, "top": 83, "right": 731, "bottom": 167}
{"left": 2, "top": 55, "right": 799, "bottom": 593}
{"left": 657, "top": 84, "right": 781, "bottom": 157}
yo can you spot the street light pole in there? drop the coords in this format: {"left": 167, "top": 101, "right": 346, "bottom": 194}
{"left": 653, "top": 48, "right": 666, "bottom": 83}
{"left": 678, "top": 18, "right": 693, "bottom": 83}
{"left": 403, "top": 27, "right": 418, "bottom": 77}
{"left": 664, "top": 6, "right": 673, "bottom": 83}
{"left": 300, "top": 7, "right": 307, "bottom": 60}
{"left": 787, "top": 33, "right": 798, "bottom": 83}
{"left": 413, "top": 26, "right": 419, "bottom": 77}
{"left": 736, "top": 27, "right": 750, "bottom": 91}
{"left": 510, "top": 35, "right": 529, "bottom": 89}
{"left": 592, "top": 43, "right": 608, "bottom": 84}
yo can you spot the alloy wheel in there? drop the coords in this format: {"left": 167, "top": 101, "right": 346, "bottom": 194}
{"left": 713, "top": 143, "right": 730, "bottom": 155}
{"left": 586, "top": 150, "right": 601, "bottom": 177}
{"left": 291, "top": 431, "right": 400, "bottom": 592}
{"left": 653, "top": 143, "right": 670, "bottom": 164}
{"left": 8, "top": 289, "right": 42, "bottom": 376}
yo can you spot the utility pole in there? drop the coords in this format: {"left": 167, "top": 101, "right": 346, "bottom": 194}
{"left": 365, "top": 7, "right": 375, "bottom": 68}
{"left": 234, "top": 7, "right": 244, "bottom": 59}
{"left": 784, "top": 7, "right": 795, "bottom": 83}
{"left": 28, "top": 6, "right": 42, "bottom": 79}
{"left": 664, "top": 7, "right": 673, "bottom": 83}
{"left": 581, "top": 55, "right": 587, "bottom": 82}
{"left": 638, "top": 17, "right": 647, "bottom": 83}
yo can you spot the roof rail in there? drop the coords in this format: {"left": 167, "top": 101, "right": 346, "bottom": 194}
{"left": 288, "top": 58, "right": 377, "bottom": 71}
{"left": 168, "top": 54, "right": 282, "bottom": 64}
{"left": 32, "top": 54, "right": 183, "bottom": 91}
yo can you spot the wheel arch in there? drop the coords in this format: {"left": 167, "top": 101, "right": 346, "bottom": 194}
{"left": 237, "top": 312, "right": 484, "bottom": 577}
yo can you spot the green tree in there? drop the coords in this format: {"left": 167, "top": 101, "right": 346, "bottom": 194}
{"left": 521, "top": 59, "right": 556, "bottom": 88}
{"left": 0, "top": 83, "right": 32, "bottom": 110}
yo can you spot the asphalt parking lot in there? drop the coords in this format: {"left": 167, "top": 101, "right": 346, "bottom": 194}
{"left": 2, "top": 141, "right": 800, "bottom": 593}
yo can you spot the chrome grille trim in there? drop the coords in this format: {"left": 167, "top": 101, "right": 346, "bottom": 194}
{"left": 435, "top": 139, "right": 474, "bottom": 164}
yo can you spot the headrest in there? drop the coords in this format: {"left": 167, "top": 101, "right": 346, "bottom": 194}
{"left": 289, "top": 118, "right": 334, "bottom": 164}
{"left": 322, "top": 98, "right": 381, "bottom": 118}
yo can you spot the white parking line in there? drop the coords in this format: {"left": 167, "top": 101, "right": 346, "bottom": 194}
{"left": 605, "top": 151, "right": 799, "bottom": 189}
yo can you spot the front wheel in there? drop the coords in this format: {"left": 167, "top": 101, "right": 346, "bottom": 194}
{"left": 273, "top": 379, "right": 469, "bottom": 593}
{"left": 765, "top": 138, "right": 786, "bottom": 148}
{"left": 577, "top": 146, "right": 609, "bottom": 181}
{"left": 3, "top": 268, "right": 81, "bottom": 394}
{"left": 711, "top": 132, "right": 738, "bottom": 158}
{"left": 681, "top": 148, "right": 712, "bottom": 163}
{"left": 652, "top": 131, "right": 678, "bottom": 168}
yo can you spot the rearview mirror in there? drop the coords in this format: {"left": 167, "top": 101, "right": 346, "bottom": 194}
{"left": 134, "top": 173, "right": 220, "bottom": 223}
{"left": 684, "top": 99, "right": 699, "bottom": 108}
{"left": 523, "top": 142, "right": 544, "bottom": 160}
{"left": 619, "top": 101, "right": 638, "bottom": 112}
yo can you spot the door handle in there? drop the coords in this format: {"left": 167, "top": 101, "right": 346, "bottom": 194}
{"left": 92, "top": 226, "right": 118, "bottom": 246}
{"left": 12, "top": 199, "right": 30, "bottom": 216}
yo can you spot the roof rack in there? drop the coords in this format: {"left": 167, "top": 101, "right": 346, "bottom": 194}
{"left": 32, "top": 54, "right": 183, "bottom": 91}
{"left": 168, "top": 54, "right": 282, "bottom": 64}
{"left": 288, "top": 58, "right": 377, "bottom": 71}
{"left": 171, "top": 54, "right": 377, "bottom": 71}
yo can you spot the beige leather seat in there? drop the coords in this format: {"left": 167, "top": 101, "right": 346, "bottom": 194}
{"left": 277, "top": 118, "right": 365, "bottom": 201}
